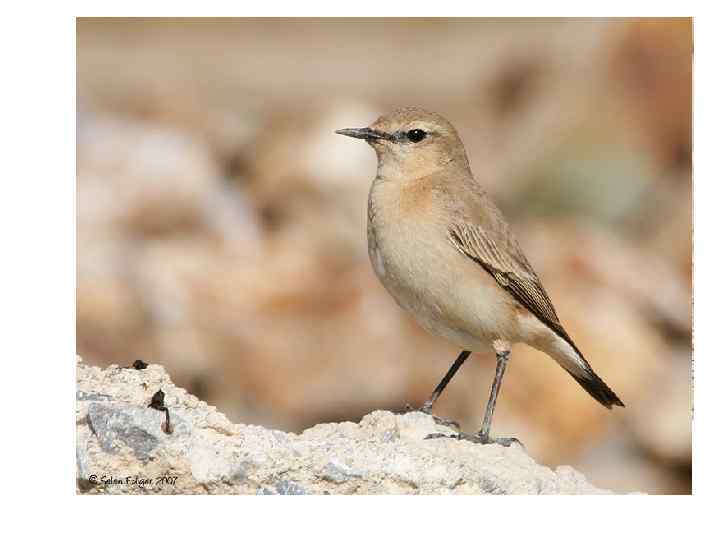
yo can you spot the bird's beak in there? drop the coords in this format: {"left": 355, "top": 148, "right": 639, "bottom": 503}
{"left": 335, "top": 127, "right": 389, "bottom": 141}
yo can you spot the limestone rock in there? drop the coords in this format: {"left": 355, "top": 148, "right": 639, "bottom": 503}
{"left": 76, "top": 358, "right": 615, "bottom": 495}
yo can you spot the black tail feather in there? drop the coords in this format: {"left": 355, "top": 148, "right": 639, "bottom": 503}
{"left": 547, "top": 322, "right": 625, "bottom": 409}
{"left": 568, "top": 369, "right": 625, "bottom": 409}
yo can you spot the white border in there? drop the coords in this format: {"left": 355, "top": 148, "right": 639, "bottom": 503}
{"left": 1, "top": 6, "right": 709, "bottom": 539}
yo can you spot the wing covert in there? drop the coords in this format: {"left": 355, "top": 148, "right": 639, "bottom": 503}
{"left": 447, "top": 222, "right": 561, "bottom": 327}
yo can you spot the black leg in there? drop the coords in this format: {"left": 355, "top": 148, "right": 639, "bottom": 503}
{"left": 407, "top": 350, "right": 471, "bottom": 429}
{"left": 419, "top": 350, "right": 472, "bottom": 414}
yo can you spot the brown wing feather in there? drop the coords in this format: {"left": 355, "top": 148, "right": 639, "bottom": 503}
{"left": 447, "top": 222, "right": 561, "bottom": 330}
{"left": 447, "top": 222, "right": 625, "bottom": 408}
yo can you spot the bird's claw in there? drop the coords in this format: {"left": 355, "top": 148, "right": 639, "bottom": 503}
{"left": 403, "top": 403, "right": 461, "bottom": 430}
{"left": 424, "top": 431, "right": 524, "bottom": 448}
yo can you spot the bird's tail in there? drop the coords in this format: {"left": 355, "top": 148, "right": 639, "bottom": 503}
{"left": 546, "top": 326, "right": 625, "bottom": 409}
{"left": 566, "top": 366, "right": 625, "bottom": 409}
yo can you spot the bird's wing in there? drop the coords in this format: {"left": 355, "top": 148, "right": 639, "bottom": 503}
{"left": 447, "top": 221, "right": 561, "bottom": 329}
{"left": 447, "top": 220, "right": 625, "bottom": 409}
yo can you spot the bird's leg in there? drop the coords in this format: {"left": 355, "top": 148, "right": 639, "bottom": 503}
{"left": 419, "top": 350, "right": 471, "bottom": 413}
{"left": 425, "top": 342, "right": 522, "bottom": 447}
{"left": 405, "top": 350, "right": 471, "bottom": 429}
{"left": 473, "top": 347, "right": 520, "bottom": 447}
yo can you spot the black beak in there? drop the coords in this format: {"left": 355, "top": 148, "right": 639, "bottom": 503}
{"left": 335, "top": 127, "right": 389, "bottom": 141}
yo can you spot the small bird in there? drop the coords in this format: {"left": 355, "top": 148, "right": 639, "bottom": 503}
{"left": 336, "top": 107, "right": 623, "bottom": 446}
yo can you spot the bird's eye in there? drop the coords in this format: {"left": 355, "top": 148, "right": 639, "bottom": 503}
{"left": 406, "top": 129, "right": 427, "bottom": 143}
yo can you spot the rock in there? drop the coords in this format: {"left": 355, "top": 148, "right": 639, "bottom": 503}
{"left": 76, "top": 358, "right": 617, "bottom": 494}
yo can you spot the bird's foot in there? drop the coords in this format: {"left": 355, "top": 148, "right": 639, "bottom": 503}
{"left": 403, "top": 402, "right": 461, "bottom": 430}
{"left": 425, "top": 430, "right": 523, "bottom": 448}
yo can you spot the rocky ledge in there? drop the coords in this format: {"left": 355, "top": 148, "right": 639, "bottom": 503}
{"left": 76, "top": 358, "right": 611, "bottom": 494}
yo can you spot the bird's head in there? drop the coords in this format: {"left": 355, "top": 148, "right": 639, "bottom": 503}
{"left": 336, "top": 107, "right": 469, "bottom": 180}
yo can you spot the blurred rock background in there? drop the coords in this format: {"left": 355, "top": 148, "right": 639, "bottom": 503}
{"left": 76, "top": 18, "right": 692, "bottom": 494}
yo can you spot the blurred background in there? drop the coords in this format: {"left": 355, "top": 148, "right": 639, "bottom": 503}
{"left": 76, "top": 18, "right": 692, "bottom": 494}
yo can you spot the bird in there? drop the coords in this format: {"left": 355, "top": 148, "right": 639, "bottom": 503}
{"left": 336, "top": 107, "right": 624, "bottom": 446}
